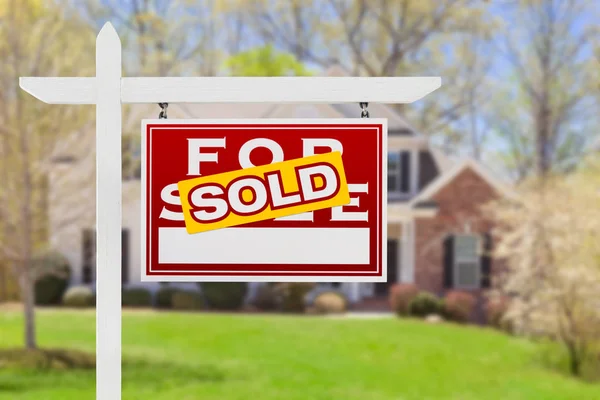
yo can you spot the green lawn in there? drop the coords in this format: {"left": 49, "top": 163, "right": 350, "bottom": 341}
{"left": 0, "top": 309, "right": 598, "bottom": 400}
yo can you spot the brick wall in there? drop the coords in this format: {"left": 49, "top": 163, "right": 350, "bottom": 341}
{"left": 414, "top": 168, "right": 501, "bottom": 294}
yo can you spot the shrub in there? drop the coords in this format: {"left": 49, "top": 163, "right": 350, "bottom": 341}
{"left": 122, "top": 287, "right": 152, "bottom": 307}
{"left": 62, "top": 286, "right": 94, "bottom": 308}
{"left": 389, "top": 283, "right": 419, "bottom": 316}
{"left": 252, "top": 284, "right": 280, "bottom": 311}
{"left": 485, "top": 296, "right": 513, "bottom": 333}
{"left": 274, "top": 282, "right": 316, "bottom": 313}
{"left": 312, "top": 291, "right": 347, "bottom": 314}
{"left": 443, "top": 291, "right": 477, "bottom": 323}
{"left": 172, "top": 290, "right": 204, "bottom": 310}
{"left": 408, "top": 292, "right": 443, "bottom": 318}
{"left": 32, "top": 251, "right": 71, "bottom": 306}
{"left": 155, "top": 286, "right": 178, "bottom": 309}
{"left": 200, "top": 282, "right": 247, "bottom": 310}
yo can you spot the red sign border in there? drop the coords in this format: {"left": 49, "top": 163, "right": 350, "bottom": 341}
{"left": 141, "top": 119, "right": 387, "bottom": 282}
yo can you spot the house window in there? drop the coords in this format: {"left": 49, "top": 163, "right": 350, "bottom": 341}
{"left": 388, "top": 151, "right": 411, "bottom": 195}
{"left": 453, "top": 235, "right": 480, "bottom": 289}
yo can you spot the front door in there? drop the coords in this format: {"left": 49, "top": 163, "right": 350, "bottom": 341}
{"left": 375, "top": 239, "right": 399, "bottom": 296}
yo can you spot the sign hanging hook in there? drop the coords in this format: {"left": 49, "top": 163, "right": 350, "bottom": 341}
{"left": 158, "top": 102, "right": 168, "bottom": 119}
{"left": 359, "top": 102, "right": 369, "bottom": 118}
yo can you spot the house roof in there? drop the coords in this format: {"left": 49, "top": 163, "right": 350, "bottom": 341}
{"left": 409, "top": 158, "right": 516, "bottom": 207}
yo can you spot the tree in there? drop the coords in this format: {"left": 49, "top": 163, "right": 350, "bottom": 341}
{"left": 487, "top": 157, "right": 600, "bottom": 376}
{"left": 223, "top": 44, "right": 312, "bottom": 76}
{"left": 80, "top": 0, "right": 235, "bottom": 77}
{"left": 490, "top": 0, "right": 599, "bottom": 179}
{"left": 215, "top": 0, "right": 499, "bottom": 154}
{"left": 80, "top": 0, "right": 240, "bottom": 181}
{"left": 0, "top": 0, "right": 94, "bottom": 349}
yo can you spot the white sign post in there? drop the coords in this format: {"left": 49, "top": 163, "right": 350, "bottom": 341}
{"left": 20, "top": 22, "right": 440, "bottom": 400}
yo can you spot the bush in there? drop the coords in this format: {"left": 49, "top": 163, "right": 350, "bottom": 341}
{"left": 155, "top": 286, "right": 178, "bottom": 309}
{"left": 252, "top": 284, "right": 280, "bottom": 311}
{"left": 62, "top": 286, "right": 94, "bottom": 308}
{"left": 274, "top": 282, "right": 316, "bottom": 313}
{"left": 172, "top": 290, "right": 204, "bottom": 310}
{"left": 485, "top": 296, "right": 513, "bottom": 333}
{"left": 200, "top": 282, "right": 247, "bottom": 310}
{"left": 122, "top": 287, "right": 152, "bottom": 307}
{"left": 443, "top": 291, "right": 477, "bottom": 323}
{"left": 312, "top": 291, "right": 347, "bottom": 314}
{"left": 408, "top": 292, "right": 443, "bottom": 318}
{"left": 32, "top": 251, "right": 71, "bottom": 306}
{"left": 389, "top": 283, "right": 419, "bottom": 316}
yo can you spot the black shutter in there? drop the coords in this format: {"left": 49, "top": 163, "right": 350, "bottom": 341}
{"left": 82, "top": 229, "right": 95, "bottom": 284}
{"left": 443, "top": 235, "right": 454, "bottom": 289}
{"left": 122, "top": 229, "right": 130, "bottom": 285}
{"left": 400, "top": 151, "right": 411, "bottom": 193}
{"left": 418, "top": 150, "right": 440, "bottom": 190}
{"left": 480, "top": 233, "right": 492, "bottom": 288}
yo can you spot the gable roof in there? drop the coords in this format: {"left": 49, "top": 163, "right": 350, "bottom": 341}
{"left": 409, "top": 158, "right": 516, "bottom": 207}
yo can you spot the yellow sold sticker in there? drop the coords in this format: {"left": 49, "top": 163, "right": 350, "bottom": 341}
{"left": 178, "top": 152, "right": 350, "bottom": 234}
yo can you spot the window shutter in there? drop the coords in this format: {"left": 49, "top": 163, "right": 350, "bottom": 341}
{"left": 480, "top": 233, "right": 492, "bottom": 288}
{"left": 122, "top": 229, "right": 130, "bottom": 285}
{"left": 82, "top": 229, "right": 95, "bottom": 284}
{"left": 443, "top": 235, "right": 454, "bottom": 289}
{"left": 400, "top": 151, "right": 411, "bottom": 193}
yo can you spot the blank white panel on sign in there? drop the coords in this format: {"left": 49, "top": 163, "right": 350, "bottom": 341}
{"left": 158, "top": 227, "right": 370, "bottom": 265}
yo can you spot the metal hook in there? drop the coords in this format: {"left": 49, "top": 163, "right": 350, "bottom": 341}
{"left": 158, "top": 103, "right": 168, "bottom": 119}
{"left": 359, "top": 102, "right": 369, "bottom": 118}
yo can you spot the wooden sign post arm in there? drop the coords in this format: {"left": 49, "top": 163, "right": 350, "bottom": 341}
{"left": 18, "top": 21, "right": 441, "bottom": 400}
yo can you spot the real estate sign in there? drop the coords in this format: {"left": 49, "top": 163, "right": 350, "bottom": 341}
{"left": 141, "top": 119, "right": 387, "bottom": 282}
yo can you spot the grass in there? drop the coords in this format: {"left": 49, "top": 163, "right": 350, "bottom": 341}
{"left": 0, "top": 309, "right": 599, "bottom": 399}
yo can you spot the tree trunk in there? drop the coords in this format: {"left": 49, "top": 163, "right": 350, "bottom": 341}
{"left": 566, "top": 340, "right": 581, "bottom": 376}
{"left": 19, "top": 261, "right": 37, "bottom": 350}
{"left": 569, "top": 350, "right": 581, "bottom": 376}
{"left": 535, "top": 101, "right": 552, "bottom": 179}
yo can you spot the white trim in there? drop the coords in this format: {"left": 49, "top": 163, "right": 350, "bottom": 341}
{"left": 411, "top": 220, "right": 416, "bottom": 283}
{"left": 395, "top": 220, "right": 415, "bottom": 284}
{"left": 20, "top": 76, "right": 442, "bottom": 105}
{"left": 412, "top": 208, "right": 438, "bottom": 217}
{"left": 388, "top": 135, "right": 429, "bottom": 148}
{"left": 399, "top": 221, "right": 410, "bottom": 283}
{"left": 409, "top": 158, "right": 516, "bottom": 207}
{"left": 411, "top": 148, "right": 419, "bottom": 197}
{"left": 388, "top": 204, "right": 438, "bottom": 220}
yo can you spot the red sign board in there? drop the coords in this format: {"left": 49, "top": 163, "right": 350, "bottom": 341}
{"left": 141, "top": 119, "right": 387, "bottom": 282}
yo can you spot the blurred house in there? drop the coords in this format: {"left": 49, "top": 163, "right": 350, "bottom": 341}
{"left": 48, "top": 67, "right": 513, "bottom": 308}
